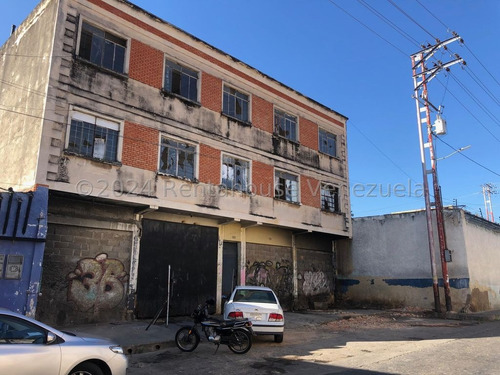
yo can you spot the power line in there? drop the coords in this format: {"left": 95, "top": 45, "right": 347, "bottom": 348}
{"left": 435, "top": 135, "right": 500, "bottom": 177}
{"left": 387, "top": 0, "right": 436, "bottom": 40}
{"left": 414, "top": 0, "right": 450, "bottom": 30}
{"left": 435, "top": 77, "right": 500, "bottom": 143}
{"left": 463, "top": 44, "right": 500, "bottom": 87}
{"left": 357, "top": 0, "right": 421, "bottom": 47}
{"left": 327, "top": 0, "right": 409, "bottom": 57}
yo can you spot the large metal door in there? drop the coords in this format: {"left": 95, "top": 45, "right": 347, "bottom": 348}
{"left": 136, "top": 220, "right": 218, "bottom": 318}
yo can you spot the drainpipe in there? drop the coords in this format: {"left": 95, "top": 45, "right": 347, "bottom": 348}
{"left": 126, "top": 205, "right": 158, "bottom": 317}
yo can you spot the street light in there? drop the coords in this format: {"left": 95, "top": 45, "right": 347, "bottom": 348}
{"left": 436, "top": 145, "right": 471, "bottom": 161}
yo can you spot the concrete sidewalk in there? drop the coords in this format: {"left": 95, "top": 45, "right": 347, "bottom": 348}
{"left": 59, "top": 309, "right": 500, "bottom": 356}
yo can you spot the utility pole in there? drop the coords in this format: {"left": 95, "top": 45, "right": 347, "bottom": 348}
{"left": 482, "top": 183, "right": 497, "bottom": 222}
{"left": 411, "top": 34, "right": 465, "bottom": 313}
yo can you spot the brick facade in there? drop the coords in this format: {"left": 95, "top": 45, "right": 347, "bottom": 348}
{"left": 252, "top": 95, "right": 274, "bottom": 133}
{"left": 299, "top": 117, "right": 319, "bottom": 151}
{"left": 122, "top": 121, "right": 159, "bottom": 171}
{"left": 252, "top": 161, "right": 274, "bottom": 197}
{"left": 300, "top": 175, "right": 321, "bottom": 208}
{"left": 201, "top": 72, "right": 222, "bottom": 112}
{"left": 129, "top": 39, "right": 164, "bottom": 89}
{"left": 199, "top": 143, "right": 221, "bottom": 184}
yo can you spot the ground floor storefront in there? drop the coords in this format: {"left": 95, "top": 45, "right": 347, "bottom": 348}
{"left": 36, "top": 193, "right": 345, "bottom": 326}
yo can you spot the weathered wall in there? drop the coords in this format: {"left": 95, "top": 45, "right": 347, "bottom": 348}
{"left": 245, "top": 243, "right": 294, "bottom": 309}
{"left": 0, "top": 0, "right": 57, "bottom": 189}
{"left": 337, "top": 209, "right": 472, "bottom": 311}
{"left": 37, "top": 196, "right": 135, "bottom": 326}
{"left": 462, "top": 212, "right": 500, "bottom": 311}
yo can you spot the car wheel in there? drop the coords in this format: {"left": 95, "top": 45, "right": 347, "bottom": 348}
{"left": 274, "top": 334, "right": 283, "bottom": 343}
{"left": 69, "top": 362, "right": 104, "bottom": 375}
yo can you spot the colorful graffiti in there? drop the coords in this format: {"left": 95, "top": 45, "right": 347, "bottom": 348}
{"left": 67, "top": 253, "right": 128, "bottom": 312}
{"left": 302, "top": 270, "right": 330, "bottom": 296}
{"left": 245, "top": 259, "right": 293, "bottom": 298}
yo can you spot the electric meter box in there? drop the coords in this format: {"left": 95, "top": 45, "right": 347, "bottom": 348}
{"left": 4, "top": 255, "right": 24, "bottom": 280}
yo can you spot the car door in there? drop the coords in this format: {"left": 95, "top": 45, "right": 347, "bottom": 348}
{"left": 0, "top": 314, "right": 61, "bottom": 375}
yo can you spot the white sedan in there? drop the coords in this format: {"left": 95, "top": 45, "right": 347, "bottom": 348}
{"left": 224, "top": 286, "right": 284, "bottom": 343}
{"left": 0, "top": 308, "right": 128, "bottom": 375}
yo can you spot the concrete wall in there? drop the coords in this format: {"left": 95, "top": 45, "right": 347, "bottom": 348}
{"left": 337, "top": 209, "right": 473, "bottom": 311}
{"left": 462, "top": 212, "right": 500, "bottom": 311}
{"left": 0, "top": 0, "right": 57, "bottom": 190}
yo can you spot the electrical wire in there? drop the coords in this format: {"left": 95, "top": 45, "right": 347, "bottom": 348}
{"left": 356, "top": 0, "right": 421, "bottom": 47}
{"left": 386, "top": 0, "right": 436, "bottom": 40}
{"left": 435, "top": 135, "right": 500, "bottom": 178}
{"left": 327, "top": 0, "right": 409, "bottom": 57}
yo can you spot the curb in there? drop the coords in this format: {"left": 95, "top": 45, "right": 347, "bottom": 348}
{"left": 123, "top": 340, "right": 175, "bottom": 355}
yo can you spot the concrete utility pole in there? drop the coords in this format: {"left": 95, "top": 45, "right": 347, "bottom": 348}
{"left": 411, "top": 34, "right": 465, "bottom": 312}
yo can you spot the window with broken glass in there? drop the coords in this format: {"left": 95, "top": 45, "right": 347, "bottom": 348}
{"left": 319, "top": 129, "right": 337, "bottom": 157}
{"left": 321, "top": 183, "right": 340, "bottom": 213}
{"left": 274, "top": 109, "right": 297, "bottom": 142}
{"left": 159, "top": 137, "right": 196, "bottom": 180}
{"left": 67, "top": 112, "right": 120, "bottom": 162}
{"left": 221, "top": 155, "right": 249, "bottom": 192}
{"left": 223, "top": 86, "right": 249, "bottom": 122}
{"left": 164, "top": 59, "right": 199, "bottom": 102}
{"left": 274, "top": 171, "right": 299, "bottom": 203}
{"left": 79, "top": 22, "right": 127, "bottom": 74}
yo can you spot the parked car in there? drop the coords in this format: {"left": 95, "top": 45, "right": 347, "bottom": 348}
{"left": 0, "top": 308, "right": 127, "bottom": 375}
{"left": 223, "top": 286, "right": 284, "bottom": 343}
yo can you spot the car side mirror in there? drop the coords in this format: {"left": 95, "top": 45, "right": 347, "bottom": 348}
{"left": 46, "top": 331, "right": 57, "bottom": 344}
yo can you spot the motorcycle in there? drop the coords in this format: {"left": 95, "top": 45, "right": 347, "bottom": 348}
{"left": 175, "top": 299, "right": 254, "bottom": 354}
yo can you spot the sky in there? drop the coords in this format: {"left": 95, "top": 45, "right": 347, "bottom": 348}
{"left": 1, "top": 0, "right": 499, "bottom": 219}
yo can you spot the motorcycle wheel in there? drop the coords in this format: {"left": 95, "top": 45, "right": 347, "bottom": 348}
{"left": 175, "top": 327, "right": 200, "bottom": 352}
{"left": 227, "top": 329, "right": 252, "bottom": 354}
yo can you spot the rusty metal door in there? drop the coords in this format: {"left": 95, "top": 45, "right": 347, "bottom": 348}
{"left": 136, "top": 220, "right": 218, "bottom": 318}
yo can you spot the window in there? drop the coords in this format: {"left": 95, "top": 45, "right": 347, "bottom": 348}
{"left": 222, "top": 155, "right": 249, "bottom": 192}
{"left": 321, "top": 183, "right": 340, "bottom": 212}
{"left": 223, "top": 86, "right": 249, "bottom": 122}
{"left": 319, "top": 129, "right": 337, "bottom": 157}
{"left": 159, "top": 137, "right": 196, "bottom": 180}
{"left": 67, "top": 112, "right": 120, "bottom": 162}
{"left": 0, "top": 315, "right": 46, "bottom": 344}
{"left": 164, "top": 59, "right": 198, "bottom": 102}
{"left": 275, "top": 170, "right": 299, "bottom": 203}
{"left": 274, "top": 109, "right": 297, "bottom": 142}
{"left": 79, "top": 22, "right": 126, "bottom": 73}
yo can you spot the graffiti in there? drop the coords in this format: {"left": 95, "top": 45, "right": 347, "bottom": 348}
{"left": 67, "top": 253, "right": 128, "bottom": 312}
{"left": 302, "top": 271, "right": 330, "bottom": 296}
{"left": 246, "top": 259, "right": 293, "bottom": 298}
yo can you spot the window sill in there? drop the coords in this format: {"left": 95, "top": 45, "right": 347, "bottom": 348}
{"left": 272, "top": 134, "right": 300, "bottom": 145}
{"left": 74, "top": 56, "right": 129, "bottom": 80}
{"left": 221, "top": 112, "right": 252, "bottom": 127}
{"left": 274, "top": 197, "right": 301, "bottom": 206}
{"left": 156, "top": 171, "right": 199, "bottom": 184}
{"left": 321, "top": 209, "right": 343, "bottom": 215}
{"left": 219, "top": 184, "right": 252, "bottom": 195}
{"left": 63, "top": 151, "right": 122, "bottom": 166}
{"left": 160, "top": 90, "right": 201, "bottom": 107}
{"left": 319, "top": 150, "right": 339, "bottom": 160}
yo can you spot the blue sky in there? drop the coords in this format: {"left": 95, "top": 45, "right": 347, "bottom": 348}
{"left": 2, "top": 0, "right": 499, "bottom": 219}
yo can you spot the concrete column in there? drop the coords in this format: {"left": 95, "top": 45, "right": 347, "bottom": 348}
{"left": 126, "top": 223, "right": 141, "bottom": 318}
{"left": 240, "top": 227, "right": 247, "bottom": 286}
{"left": 216, "top": 226, "right": 224, "bottom": 314}
{"left": 292, "top": 234, "right": 298, "bottom": 306}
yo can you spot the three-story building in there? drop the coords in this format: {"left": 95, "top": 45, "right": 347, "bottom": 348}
{"left": 0, "top": 0, "right": 350, "bottom": 325}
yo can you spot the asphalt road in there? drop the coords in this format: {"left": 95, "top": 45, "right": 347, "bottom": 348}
{"left": 126, "top": 312, "right": 500, "bottom": 375}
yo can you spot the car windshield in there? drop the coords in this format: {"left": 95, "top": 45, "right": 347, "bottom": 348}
{"left": 233, "top": 289, "right": 277, "bottom": 304}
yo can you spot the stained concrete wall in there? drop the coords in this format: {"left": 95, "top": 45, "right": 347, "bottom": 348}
{"left": 0, "top": 0, "right": 57, "bottom": 190}
{"left": 337, "top": 209, "right": 478, "bottom": 311}
{"left": 462, "top": 212, "right": 500, "bottom": 310}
